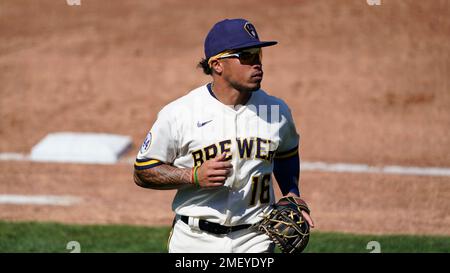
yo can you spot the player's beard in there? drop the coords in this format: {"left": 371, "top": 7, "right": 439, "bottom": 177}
{"left": 232, "top": 82, "right": 260, "bottom": 93}
{"left": 232, "top": 77, "right": 262, "bottom": 92}
{"left": 248, "top": 82, "right": 261, "bottom": 92}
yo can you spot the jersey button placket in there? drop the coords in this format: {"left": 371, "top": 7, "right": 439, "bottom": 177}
{"left": 225, "top": 112, "right": 238, "bottom": 226}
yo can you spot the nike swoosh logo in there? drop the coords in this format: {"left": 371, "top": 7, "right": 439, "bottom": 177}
{"left": 197, "top": 120, "right": 213, "bottom": 127}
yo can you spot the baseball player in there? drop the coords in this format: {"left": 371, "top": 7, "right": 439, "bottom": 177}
{"left": 134, "top": 18, "right": 314, "bottom": 253}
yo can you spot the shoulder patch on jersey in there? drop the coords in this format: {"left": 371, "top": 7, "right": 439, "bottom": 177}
{"left": 140, "top": 131, "right": 152, "bottom": 154}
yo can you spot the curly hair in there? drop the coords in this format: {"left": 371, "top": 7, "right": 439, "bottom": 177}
{"left": 197, "top": 58, "right": 212, "bottom": 75}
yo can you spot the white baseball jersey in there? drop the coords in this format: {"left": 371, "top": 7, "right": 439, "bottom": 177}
{"left": 136, "top": 83, "right": 299, "bottom": 226}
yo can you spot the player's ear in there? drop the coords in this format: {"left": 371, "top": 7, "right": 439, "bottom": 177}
{"left": 210, "top": 60, "right": 223, "bottom": 75}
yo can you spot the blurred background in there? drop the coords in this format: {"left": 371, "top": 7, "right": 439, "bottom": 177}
{"left": 0, "top": 0, "right": 449, "bottom": 252}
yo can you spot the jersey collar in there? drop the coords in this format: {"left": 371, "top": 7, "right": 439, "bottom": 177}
{"left": 206, "top": 82, "right": 256, "bottom": 111}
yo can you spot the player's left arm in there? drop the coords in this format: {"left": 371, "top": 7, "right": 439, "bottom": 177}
{"left": 273, "top": 151, "right": 300, "bottom": 197}
{"left": 273, "top": 101, "right": 315, "bottom": 228}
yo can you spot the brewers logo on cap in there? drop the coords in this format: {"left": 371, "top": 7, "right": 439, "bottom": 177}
{"left": 244, "top": 22, "right": 259, "bottom": 39}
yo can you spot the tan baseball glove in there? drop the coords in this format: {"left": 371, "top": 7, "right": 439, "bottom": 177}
{"left": 256, "top": 196, "right": 311, "bottom": 253}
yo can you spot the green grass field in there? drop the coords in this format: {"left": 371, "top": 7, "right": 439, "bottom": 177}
{"left": 1, "top": 221, "right": 449, "bottom": 253}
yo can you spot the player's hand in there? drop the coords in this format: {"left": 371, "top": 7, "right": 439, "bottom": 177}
{"left": 301, "top": 211, "right": 315, "bottom": 228}
{"left": 196, "top": 153, "right": 233, "bottom": 188}
{"left": 285, "top": 192, "right": 315, "bottom": 228}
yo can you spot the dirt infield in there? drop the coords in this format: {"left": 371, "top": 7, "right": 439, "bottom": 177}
{"left": 1, "top": 0, "right": 449, "bottom": 235}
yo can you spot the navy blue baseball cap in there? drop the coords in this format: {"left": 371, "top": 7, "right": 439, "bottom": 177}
{"left": 204, "top": 18, "right": 277, "bottom": 60}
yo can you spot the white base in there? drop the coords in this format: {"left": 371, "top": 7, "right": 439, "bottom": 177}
{"left": 30, "top": 132, "right": 132, "bottom": 164}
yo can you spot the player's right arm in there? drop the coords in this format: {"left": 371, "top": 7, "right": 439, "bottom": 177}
{"left": 133, "top": 164, "right": 191, "bottom": 190}
{"left": 134, "top": 153, "right": 232, "bottom": 190}
{"left": 134, "top": 105, "right": 232, "bottom": 190}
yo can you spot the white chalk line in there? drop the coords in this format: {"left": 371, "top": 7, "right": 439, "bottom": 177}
{"left": 0, "top": 194, "right": 82, "bottom": 206}
{"left": 0, "top": 153, "right": 29, "bottom": 161}
{"left": 1, "top": 152, "right": 450, "bottom": 177}
{"left": 300, "top": 162, "right": 450, "bottom": 177}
